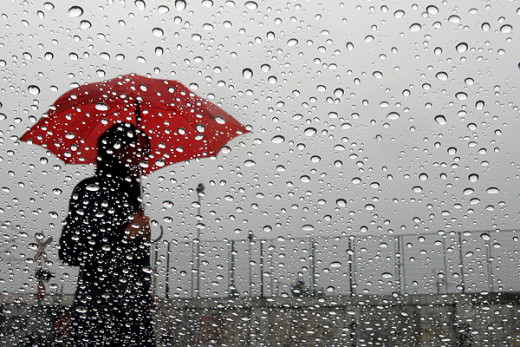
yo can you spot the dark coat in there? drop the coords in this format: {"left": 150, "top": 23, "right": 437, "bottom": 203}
{"left": 59, "top": 173, "right": 154, "bottom": 345}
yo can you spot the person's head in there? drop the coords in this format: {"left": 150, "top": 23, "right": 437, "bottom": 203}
{"left": 96, "top": 123, "right": 150, "bottom": 178}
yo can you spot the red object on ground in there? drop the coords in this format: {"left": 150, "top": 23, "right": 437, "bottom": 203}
{"left": 54, "top": 314, "right": 72, "bottom": 335}
{"left": 21, "top": 73, "right": 249, "bottom": 173}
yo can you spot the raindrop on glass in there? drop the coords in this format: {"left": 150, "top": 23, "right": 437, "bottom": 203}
{"left": 68, "top": 6, "right": 84, "bottom": 17}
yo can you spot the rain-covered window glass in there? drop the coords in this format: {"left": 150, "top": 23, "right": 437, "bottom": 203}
{"left": 1, "top": 1, "right": 520, "bottom": 345}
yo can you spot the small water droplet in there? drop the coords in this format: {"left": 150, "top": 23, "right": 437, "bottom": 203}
{"left": 475, "top": 100, "right": 485, "bottom": 110}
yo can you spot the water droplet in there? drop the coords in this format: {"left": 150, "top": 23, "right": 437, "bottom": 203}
{"left": 86, "top": 184, "right": 100, "bottom": 192}
{"left": 155, "top": 47, "right": 164, "bottom": 56}
{"left": 500, "top": 24, "right": 512, "bottom": 33}
{"left": 158, "top": 5, "right": 169, "bottom": 13}
{"left": 336, "top": 199, "right": 347, "bottom": 207}
{"left": 436, "top": 71, "right": 448, "bottom": 81}
{"left": 95, "top": 103, "right": 109, "bottom": 111}
{"left": 302, "top": 224, "right": 315, "bottom": 231}
{"left": 412, "top": 186, "right": 423, "bottom": 193}
{"left": 448, "top": 15, "right": 461, "bottom": 23}
{"left": 287, "top": 38, "right": 298, "bottom": 47}
{"left": 475, "top": 100, "right": 485, "bottom": 110}
{"left": 394, "top": 10, "right": 405, "bottom": 19}
{"left": 245, "top": 1, "right": 258, "bottom": 10}
{"left": 382, "top": 272, "right": 393, "bottom": 279}
{"left": 486, "top": 187, "right": 499, "bottom": 194}
{"left": 28, "top": 85, "right": 40, "bottom": 95}
{"left": 244, "top": 160, "right": 256, "bottom": 167}
{"left": 135, "top": 0, "right": 146, "bottom": 10}
{"left": 271, "top": 135, "right": 285, "bottom": 144}
{"left": 304, "top": 127, "right": 317, "bottom": 136}
{"left": 469, "top": 174, "right": 479, "bottom": 182}
{"left": 434, "top": 115, "right": 446, "bottom": 125}
{"left": 456, "top": 42, "right": 468, "bottom": 53}
{"left": 80, "top": 20, "right": 92, "bottom": 29}
{"left": 426, "top": 5, "right": 439, "bottom": 15}
{"left": 162, "top": 200, "right": 174, "bottom": 208}
{"left": 330, "top": 261, "right": 342, "bottom": 268}
{"left": 447, "top": 147, "right": 457, "bottom": 155}
{"left": 409, "top": 23, "right": 421, "bottom": 32}
{"left": 481, "top": 22, "right": 491, "bottom": 31}
{"left": 175, "top": 0, "right": 186, "bottom": 11}
{"left": 365, "top": 204, "right": 375, "bottom": 211}
{"left": 419, "top": 173, "right": 428, "bottom": 181}
{"left": 456, "top": 92, "right": 467, "bottom": 100}
{"left": 152, "top": 27, "right": 164, "bottom": 37}
{"left": 480, "top": 233, "right": 491, "bottom": 241}
{"left": 242, "top": 68, "right": 253, "bottom": 79}
{"left": 387, "top": 112, "right": 400, "bottom": 120}
{"left": 68, "top": 6, "right": 84, "bottom": 17}
{"left": 65, "top": 133, "right": 76, "bottom": 140}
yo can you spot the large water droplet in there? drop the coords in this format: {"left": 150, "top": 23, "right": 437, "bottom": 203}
{"left": 434, "top": 115, "right": 446, "bottom": 125}
{"left": 95, "top": 103, "right": 109, "bottom": 111}
{"left": 152, "top": 28, "right": 164, "bottom": 37}
{"left": 387, "top": 112, "right": 400, "bottom": 120}
{"left": 436, "top": 72, "right": 448, "bottom": 81}
{"left": 304, "top": 127, "right": 317, "bottom": 136}
{"left": 242, "top": 68, "right": 253, "bottom": 79}
{"left": 245, "top": 1, "right": 258, "bottom": 10}
{"left": 456, "top": 42, "right": 468, "bottom": 53}
{"left": 28, "top": 85, "right": 40, "bottom": 95}
{"left": 271, "top": 135, "right": 285, "bottom": 144}
{"left": 68, "top": 6, "right": 84, "bottom": 17}
{"left": 175, "top": 0, "right": 186, "bottom": 11}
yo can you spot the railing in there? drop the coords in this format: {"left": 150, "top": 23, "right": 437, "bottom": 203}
{"left": 150, "top": 229, "right": 520, "bottom": 298}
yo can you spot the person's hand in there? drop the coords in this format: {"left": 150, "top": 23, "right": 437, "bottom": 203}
{"left": 124, "top": 209, "right": 151, "bottom": 240}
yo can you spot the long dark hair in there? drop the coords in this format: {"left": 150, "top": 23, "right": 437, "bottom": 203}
{"left": 95, "top": 123, "right": 150, "bottom": 193}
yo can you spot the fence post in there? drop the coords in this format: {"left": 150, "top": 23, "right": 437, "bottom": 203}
{"left": 229, "top": 240, "right": 236, "bottom": 296}
{"left": 394, "top": 236, "right": 402, "bottom": 294}
{"left": 260, "top": 239, "right": 264, "bottom": 298}
{"left": 310, "top": 238, "right": 316, "bottom": 296}
{"left": 442, "top": 237, "right": 448, "bottom": 293}
{"left": 166, "top": 241, "right": 170, "bottom": 300}
{"left": 458, "top": 232, "right": 465, "bottom": 293}
{"left": 485, "top": 239, "right": 494, "bottom": 292}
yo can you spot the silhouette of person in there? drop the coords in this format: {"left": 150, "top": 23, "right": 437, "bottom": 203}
{"left": 59, "top": 122, "right": 154, "bottom": 346}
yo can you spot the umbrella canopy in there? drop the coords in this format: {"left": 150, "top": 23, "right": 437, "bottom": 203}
{"left": 21, "top": 73, "right": 249, "bottom": 173}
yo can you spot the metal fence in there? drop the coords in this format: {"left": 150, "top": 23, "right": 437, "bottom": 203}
{"left": 150, "top": 229, "right": 520, "bottom": 298}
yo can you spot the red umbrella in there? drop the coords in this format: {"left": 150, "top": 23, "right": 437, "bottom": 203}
{"left": 21, "top": 73, "right": 249, "bottom": 173}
